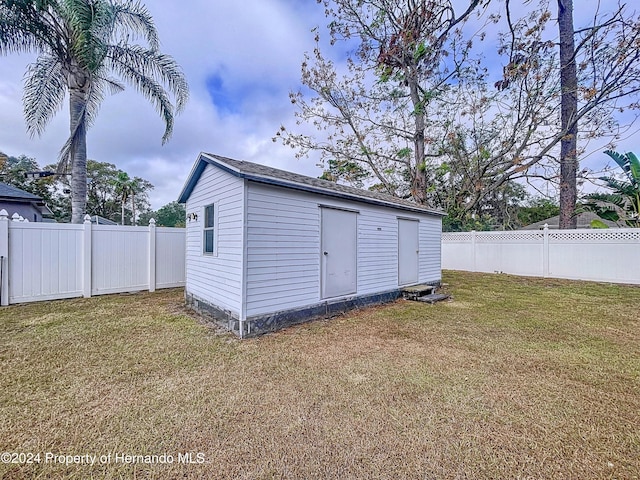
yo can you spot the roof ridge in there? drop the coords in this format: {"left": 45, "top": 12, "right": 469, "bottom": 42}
{"left": 0, "top": 182, "right": 43, "bottom": 200}
{"left": 199, "top": 153, "right": 444, "bottom": 216}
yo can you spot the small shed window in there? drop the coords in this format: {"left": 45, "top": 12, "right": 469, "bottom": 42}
{"left": 203, "top": 204, "right": 215, "bottom": 254}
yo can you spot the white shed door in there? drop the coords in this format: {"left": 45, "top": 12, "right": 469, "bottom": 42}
{"left": 321, "top": 207, "right": 357, "bottom": 299}
{"left": 398, "top": 218, "right": 419, "bottom": 286}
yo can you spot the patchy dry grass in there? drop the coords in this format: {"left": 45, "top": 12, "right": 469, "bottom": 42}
{"left": 0, "top": 271, "right": 638, "bottom": 479}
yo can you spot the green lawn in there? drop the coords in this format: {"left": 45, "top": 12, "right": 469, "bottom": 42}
{"left": 1, "top": 271, "right": 638, "bottom": 479}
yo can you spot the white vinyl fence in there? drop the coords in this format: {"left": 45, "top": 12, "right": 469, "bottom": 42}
{"left": 442, "top": 225, "right": 640, "bottom": 285}
{"left": 0, "top": 211, "right": 185, "bottom": 305}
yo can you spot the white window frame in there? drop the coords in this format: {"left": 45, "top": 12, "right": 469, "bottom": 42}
{"left": 203, "top": 203, "right": 217, "bottom": 256}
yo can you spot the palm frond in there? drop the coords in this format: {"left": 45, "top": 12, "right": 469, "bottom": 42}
{"left": 582, "top": 196, "right": 623, "bottom": 222}
{"left": 105, "top": 43, "right": 189, "bottom": 142}
{"left": 585, "top": 191, "right": 629, "bottom": 209}
{"left": 118, "top": 66, "right": 175, "bottom": 143}
{"left": 0, "top": 0, "right": 58, "bottom": 55}
{"left": 111, "top": 44, "right": 188, "bottom": 110}
{"left": 57, "top": 103, "right": 88, "bottom": 174}
{"left": 603, "top": 149, "right": 629, "bottom": 173}
{"left": 83, "top": 69, "right": 126, "bottom": 126}
{"left": 603, "top": 149, "right": 640, "bottom": 187}
{"left": 598, "top": 176, "right": 638, "bottom": 197}
{"left": 626, "top": 151, "right": 640, "bottom": 186}
{"left": 23, "top": 54, "right": 67, "bottom": 137}
{"left": 60, "top": 0, "right": 109, "bottom": 71}
{"left": 107, "top": 0, "right": 160, "bottom": 51}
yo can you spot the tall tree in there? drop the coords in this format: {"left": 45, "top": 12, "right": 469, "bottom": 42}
{"left": 46, "top": 158, "right": 153, "bottom": 223}
{"left": 138, "top": 200, "right": 185, "bottom": 227}
{"left": 85, "top": 160, "right": 122, "bottom": 219}
{"left": 557, "top": 0, "right": 578, "bottom": 228}
{"left": 499, "top": 0, "right": 640, "bottom": 229}
{"left": 277, "top": 0, "right": 487, "bottom": 204}
{"left": 0, "top": 0, "right": 188, "bottom": 223}
{"left": 281, "top": 0, "right": 640, "bottom": 229}
{"left": 428, "top": 0, "right": 640, "bottom": 225}
{"left": 112, "top": 171, "right": 134, "bottom": 225}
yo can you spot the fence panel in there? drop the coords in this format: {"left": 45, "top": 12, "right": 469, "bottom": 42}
{"left": 442, "top": 227, "right": 640, "bottom": 285}
{"left": 475, "top": 231, "right": 545, "bottom": 277}
{"left": 8, "top": 222, "right": 84, "bottom": 303}
{"left": 92, "top": 225, "right": 150, "bottom": 295}
{"left": 0, "top": 211, "right": 186, "bottom": 305}
{"left": 548, "top": 230, "right": 640, "bottom": 283}
{"left": 441, "top": 232, "right": 475, "bottom": 271}
{"left": 156, "top": 227, "right": 186, "bottom": 288}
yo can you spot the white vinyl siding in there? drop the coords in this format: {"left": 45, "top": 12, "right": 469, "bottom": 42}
{"left": 245, "top": 184, "right": 320, "bottom": 317}
{"left": 244, "top": 182, "right": 442, "bottom": 318}
{"left": 183, "top": 158, "right": 442, "bottom": 324}
{"left": 185, "top": 165, "right": 244, "bottom": 316}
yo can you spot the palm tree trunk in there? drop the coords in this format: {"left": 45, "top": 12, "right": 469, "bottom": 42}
{"left": 131, "top": 193, "right": 136, "bottom": 226}
{"left": 69, "top": 87, "right": 88, "bottom": 224}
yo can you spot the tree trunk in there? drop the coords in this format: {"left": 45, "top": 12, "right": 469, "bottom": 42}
{"left": 131, "top": 193, "right": 136, "bottom": 226}
{"left": 408, "top": 69, "right": 427, "bottom": 204}
{"left": 558, "top": 0, "right": 578, "bottom": 229}
{"left": 69, "top": 87, "right": 88, "bottom": 224}
{"left": 121, "top": 198, "right": 126, "bottom": 225}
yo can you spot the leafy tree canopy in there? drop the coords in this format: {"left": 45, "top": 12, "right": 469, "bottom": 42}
{"left": 138, "top": 201, "right": 185, "bottom": 227}
{"left": 583, "top": 150, "right": 640, "bottom": 228}
{"left": 0, "top": 150, "right": 153, "bottom": 223}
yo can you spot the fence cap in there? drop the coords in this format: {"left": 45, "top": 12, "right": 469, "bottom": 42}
{"left": 0, "top": 209, "right": 7, "bottom": 220}
{"left": 83, "top": 214, "right": 92, "bottom": 223}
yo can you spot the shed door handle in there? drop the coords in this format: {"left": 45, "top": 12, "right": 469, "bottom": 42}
{"left": 323, "top": 251, "right": 328, "bottom": 255}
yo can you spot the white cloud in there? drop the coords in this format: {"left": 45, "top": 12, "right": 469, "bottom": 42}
{"left": 0, "top": 0, "right": 327, "bottom": 210}
{"left": 0, "top": 0, "right": 636, "bottom": 211}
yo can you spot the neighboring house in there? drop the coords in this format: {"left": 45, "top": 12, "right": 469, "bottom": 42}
{"left": 522, "top": 211, "right": 619, "bottom": 230}
{"left": 0, "top": 182, "right": 53, "bottom": 222}
{"left": 89, "top": 215, "right": 118, "bottom": 225}
{"left": 178, "top": 153, "right": 445, "bottom": 337}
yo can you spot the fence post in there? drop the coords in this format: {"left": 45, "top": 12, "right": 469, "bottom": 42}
{"left": 0, "top": 210, "right": 9, "bottom": 306}
{"left": 471, "top": 230, "right": 477, "bottom": 272}
{"left": 149, "top": 218, "right": 156, "bottom": 292}
{"left": 83, "top": 214, "right": 92, "bottom": 298}
{"left": 543, "top": 223, "right": 549, "bottom": 278}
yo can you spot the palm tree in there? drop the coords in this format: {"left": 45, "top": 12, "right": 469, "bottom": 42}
{"left": 0, "top": 0, "right": 188, "bottom": 223}
{"left": 112, "top": 170, "right": 134, "bottom": 225}
{"left": 583, "top": 150, "right": 640, "bottom": 228}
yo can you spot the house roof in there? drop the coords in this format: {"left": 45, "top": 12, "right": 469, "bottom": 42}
{"left": 521, "top": 211, "right": 620, "bottom": 230}
{"left": 0, "top": 182, "right": 42, "bottom": 201}
{"left": 0, "top": 182, "right": 54, "bottom": 218}
{"left": 90, "top": 215, "right": 118, "bottom": 225}
{"left": 178, "top": 153, "right": 445, "bottom": 216}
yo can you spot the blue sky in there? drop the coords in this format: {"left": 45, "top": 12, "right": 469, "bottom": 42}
{"left": 0, "top": 0, "right": 636, "bottom": 210}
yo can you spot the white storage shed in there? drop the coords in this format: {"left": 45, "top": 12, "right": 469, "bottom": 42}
{"left": 178, "top": 153, "right": 444, "bottom": 337}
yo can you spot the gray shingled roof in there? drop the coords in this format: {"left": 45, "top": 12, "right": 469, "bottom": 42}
{"left": 0, "top": 182, "right": 42, "bottom": 201}
{"left": 179, "top": 153, "right": 444, "bottom": 216}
